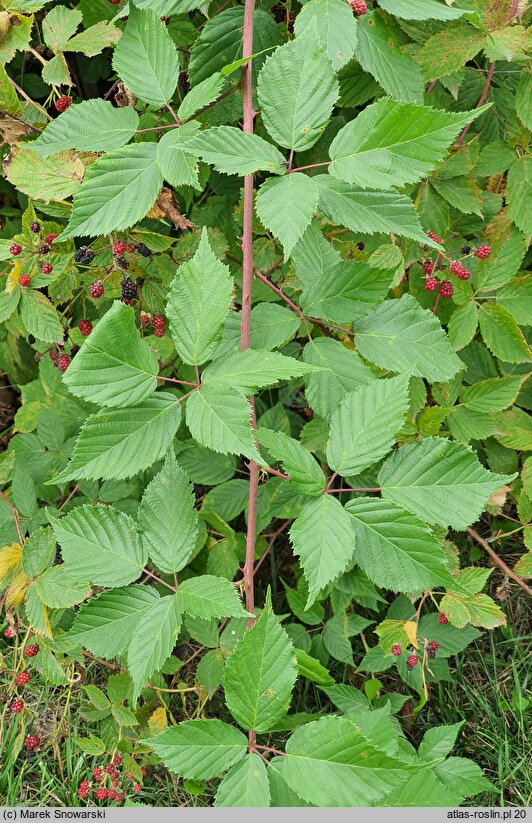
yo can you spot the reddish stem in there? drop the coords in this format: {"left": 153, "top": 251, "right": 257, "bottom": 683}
{"left": 142, "top": 568, "right": 177, "bottom": 593}
{"left": 254, "top": 270, "right": 303, "bottom": 317}
{"left": 288, "top": 161, "right": 331, "bottom": 174}
{"left": 327, "top": 487, "right": 381, "bottom": 494}
{"left": 263, "top": 466, "right": 290, "bottom": 480}
{"left": 455, "top": 62, "right": 495, "bottom": 147}
{"left": 253, "top": 520, "right": 290, "bottom": 576}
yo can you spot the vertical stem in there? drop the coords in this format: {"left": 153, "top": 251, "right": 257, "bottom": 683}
{"left": 241, "top": 0, "right": 258, "bottom": 611}
{"left": 455, "top": 62, "right": 495, "bottom": 147}
{"left": 241, "top": 0, "right": 258, "bottom": 756}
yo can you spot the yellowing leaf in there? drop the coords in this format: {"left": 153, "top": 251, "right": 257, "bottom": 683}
{"left": 148, "top": 706, "right": 168, "bottom": 737}
{"left": 0, "top": 543, "right": 22, "bottom": 585}
{"left": 6, "top": 259, "right": 22, "bottom": 293}
{"left": 6, "top": 569, "right": 30, "bottom": 606}
{"left": 403, "top": 620, "right": 419, "bottom": 649}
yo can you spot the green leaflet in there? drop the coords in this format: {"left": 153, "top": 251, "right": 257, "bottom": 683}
{"left": 166, "top": 228, "right": 234, "bottom": 366}
{"left": 223, "top": 606, "right": 297, "bottom": 732}
{"left": 290, "top": 495, "right": 357, "bottom": 607}
{"left": 185, "top": 385, "right": 262, "bottom": 464}
{"left": 63, "top": 301, "right": 159, "bottom": 408}
{"left": 187, "top": 126, "right": 286, "bottom": 176}
{"left": 49, "top": 504, "right": 147, "bottom": 587}
{"left": 346, "top": 497, "right": 452, "bottom": 593}
{"left": 176, "top": 575, "right": 249, "bottom": 619}
{"left": 294, "top": 0, "right": 357, "bottom": 70}
{"left": 215, "top": 754, "right": 270, "bottom": 807}
{"left": 30, "top": 99, "right": 138, "bottom": 158}
{"left": 112, "top": 5, "right": 180, "bottom": 107}
{"left": 128, "top": 593, "right": 182, "bottom": 699}
{"left": 326, "top": 373, "right": 410, "bottom": 476}
{"left": 50, "top": 393, "right": 182, "bottom": 483}
{"left": 256, "top": 173, "right": 319, "bottom": 259}
{"left": 257, "top": 26, "right": 339, "bottom": 151}
{"left": 329, "top": 99, "right": 490, "bottom": 191}
{"left": 378, "top": 438, "right": 516, "bottom": 530}
{"left": 148, "top": 719, "right": 247, "bottom": 780}
{"left": 257, "top": 429, "right": 326, "bottom": 496}
{"left": 138, "top": 451, "right": 199, "bottom": 574}
{"left": 354, "top": 294, "right": 462, "bottom": 383}
{"left": 59, "top": 143, "right": 163, "bottom": 239}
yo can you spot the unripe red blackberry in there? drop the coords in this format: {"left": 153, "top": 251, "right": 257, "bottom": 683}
{"left": 449, "top": 260, "right": 463, "bottom": 276}
{"left": 426, "top": 231, "right": 442, "bottom": 245}
{"left": 113, "top": 240, "right": 127, "bottom": 256}
{"left": 10, "top": 243, "right": 22, "bottom": 255}
{"left": 19, "top": 274, "right": 31, "bottom": 287}
{"left": 111, "top": 779, "right": 119, "bottom": 789}
{"left": 30, "top": 221, "right": 40, "bottom": 233}
{"left": 4, "top": 626, "right": 16, "bottom": 638}
{"left": 41, "top": 262, "right": 53, "bottom": 274}
{"left": 474, "top": 245, "right": 491, "bottom": 259}
{"left": 424, "top": 277, "right": 438, "bottom": 292}
{"left": 133, "top": 783, "right": 141, "bottom": 793}
{"left": 94, "top": 787, "right": 109, "bottom": 801}
{"left": 400, "top": 273, "right": 407, "bottom": 284}
{"left": 104, "top": 764, "right": 117, "bottom": 777}
{"left": 24, "top": 734, "right": 40, "bottom": 749}
{"left": 121, "top": 277, "right": 137, "bottom": 300}
{"left": 55, "top": 96, "right": 71, "bottom": 113}
{"left": 422, "top": 259, "right": 435, "bottom": 276}
{"left": 57, "top": 353, "right": 70, "bottom": 373}
{"left": 93, "top": 767, "right": 103, "bottom": 782}
{"left": 153, "top": 314, "right": 165, "bottom": 337}
{"left": 78, "top": 319, "right": 92, "bottom": 337}
{"left": 108, "top": 0, "right": 121, "bottom": 4}
{"left": 438, "top": 612, "right": 448, "bottom": 624}
{"left": 89, "top": 281, "right": 104, "bottom": 298}
{"left": 457, "top": 266, "right": 471, "bottom": 281}
{"left": 125, "top": 772, "right": 134, "bottom": 781}
{"left": 427, "top": 640, "right": 439, "bottom": 652}
{"left": 16, "top": 671, "right": 30, "bottom": 687}
{"left": 406, "top": 653, "right": 418, "bottom": 671}
{"left": 126, "top": 244, "right": 135, "bottom": 254}
{"left": 115, "top": 794, "right": 124, "bottom": 804}
{"left": 77, "top": 781, "right": 90, "bottom": 799}
{"left": 439, "top": 280, "right": 453, "bottom": 299}
{"left": 11, "top": 699, "right": 24, "bottom": 713}
{"left": 45, "top": 233, "right": 58, "bottom": 246}
{"left": 140, "top": 313, "right": 150, "bottom": 327}
{"left": 25, "top": 644, "right": 39, "bottom": 657}
{"left": 350, "top": 0, "right": 367, "bottom": 14}
{"left": 107, "top": 790, "right": 117, "bottom": 801}
{"left": 391, "top": 644, "right": 402, "bottom": 656}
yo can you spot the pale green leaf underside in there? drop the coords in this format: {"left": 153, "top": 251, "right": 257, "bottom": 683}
{"left": 138, "top": 451, "right": 199, "bottom": 574}
{"left": 379, "top": 437, "right": 515, "bottom": 530}
{"left": 30, "top": 99, "right": 139, "bottom": 158}
{"left": 224, "top": 608, "right": 297, "bottom": 732}
{"left": 33, "top": 565, "right": 90, "bottom": 608}
{"left": 346, "top": 497, "right": 452, "bottom": 593}
{"left": 63, "top": 301, "right": 159, "bottom": 409}
{"left": 256, "top": 173, "right": 319, "bottom": 259}
{"left": 329, "top": 98, "right": 489, "bottom": 190}
{"left": 112, "top": 5, "right": 180, "bottom": 106}
{"left": 148, "top": 719, "right": 247, "bottom": 780}
{"left": 327, "top": 374, "right": 410, "bottom": 476}
{"left": 49, "top": 504, "right": 146, "bottom": 587}
{"left": 290, "top": 495, "right": 356, "bottom": 607}
{"left": 50, "top": 392, "right": 182, "bottom": 483}
{"left": 378, "top": 0, "right": 465, "bottom": 20}
{"left": 156, "top": 122, "right": 201, "bottom": 190}
{"left": 177, "top": 72, "right": 225, "bottom": 121}
{"left": 354, "top": 294, "right": 462, "bottom": 383}
{"left": 60, "top": 143, "right": 163, "bottom": 240}
{"left": 166, "top": 228, "right": 234, "bottom": 365}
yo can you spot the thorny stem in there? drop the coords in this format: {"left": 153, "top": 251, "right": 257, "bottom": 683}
{"left": 263, "top": 466, "right": 290, "bottom": 480}
{"left": 466, "top": 526, "right": 532, "bottom": 598}
{"left": 241, "top": 0, "right": 259, "bottom": 757}
{"left": 455, "top": 62, "right": 495, "bottom": 147}
{"left": 288, "top": 161, "right": 331, "bottom": 174}
{"left": 141, "top": 568, "right": 177, "bottom": 593}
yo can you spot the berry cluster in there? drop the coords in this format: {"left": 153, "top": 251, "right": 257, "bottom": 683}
{"left": 153, "top": 314, "right": 166, "bottom": 338}
{"left": 16, "top": 671, "right": 30, "bottom": 687}
{"left": 25, "top": 644, "right": 39, "bottom": 657}
{"left": 78, "top": 319, "right": 93, "bottom": 337}
{"left": 474, "top": 244, "right": 491, "bottom": 260}
{"left": 121, "top": 276, "right": 138, "bottom": 301}
{"left": 4, "top": 626, "right": 16, "bottom": 638}
{"left": 74, "top": 246, "right": 96, "bottom": 265}
{"left": 438, "top": 280, "right": 453, "bottom": 299}
{"left": 77, "top": 755, "right": 144, "bottom": 804}
{"left": 89, "top": 281, "right": 105, "bottom": 299}
{"left": 449, "top": 260, "right": 471, "bottom": 280}
{"left": 55, "top": 96, "right": 71, "bottom": 113}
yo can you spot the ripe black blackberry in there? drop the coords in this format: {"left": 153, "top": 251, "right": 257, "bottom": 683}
{"left": 121, "top": 277, "right": 138, "bottom": 300}
{"left": 116, "top": 255, "right": 129, "bottom": 270}
{"left": 460, "top": 245, "right": 471, "bottom": 255}
{"left": 38, "top": 244, "right": 50, "bottom": 255}
{"left": 27, "top": 334, "right": 36, "bottom": 345}
{"left": 135, "top": 242, "right": 151, "bottom": 258}
{"left": 74, "top": 246, "right": 95, "bottom": 265}
{"left": 30, "top": 221, "right": 40, "bottom": 233}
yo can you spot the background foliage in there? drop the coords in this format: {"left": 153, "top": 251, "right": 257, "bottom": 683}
{"left": 0, "top": 0, "right": 530, "bottom": 808}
